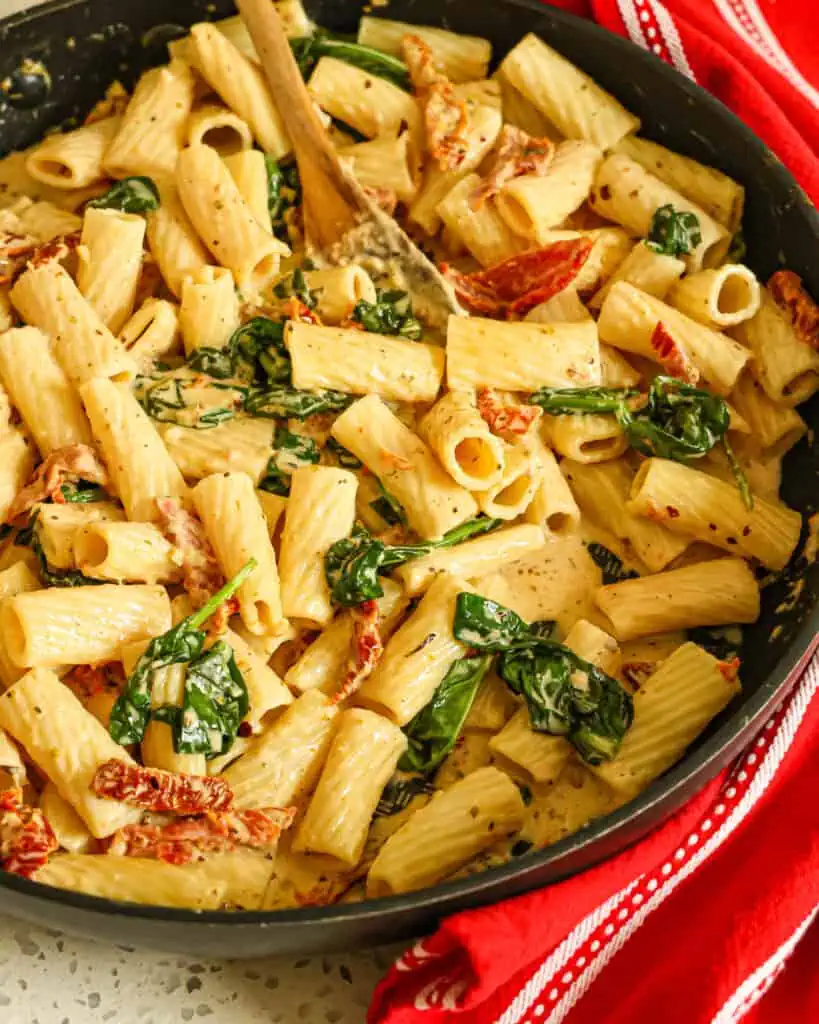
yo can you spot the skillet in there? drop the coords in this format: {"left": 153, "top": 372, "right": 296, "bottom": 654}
{"left": 0, "top": 0, "right": 816, "bottom": 956}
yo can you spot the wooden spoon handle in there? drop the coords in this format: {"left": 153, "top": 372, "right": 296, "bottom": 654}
{"left": 235, "top": 0, "right": 360, "bottom": 248}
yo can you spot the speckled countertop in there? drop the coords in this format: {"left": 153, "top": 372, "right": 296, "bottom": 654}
{"left": 0, "top": 920, "right": 402, "bottom": 1023}
{"left": 0, "top": 922, "right": 403, "bottom": 1023}
{"left": 0, "top": 0, "right": 404, "bottom": 1019}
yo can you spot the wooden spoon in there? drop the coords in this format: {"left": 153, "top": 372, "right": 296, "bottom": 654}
{"left": 235, "top": 0, "right": 463, "bottom": 327}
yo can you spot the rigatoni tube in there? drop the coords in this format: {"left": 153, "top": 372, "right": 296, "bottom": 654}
{"left": 595, "top": 557, "right": 760, "bottom": 641}
{"left": 367, "top": 767, "right": 525, "bottom": 896}
{"left": 627, "top": 458, "right": 802, "bottom": 571}
{"left": 286, "top": 322, "right": 444, "bottom": 403}
{"left": 294, "top": 709, "right": 407, "bottom": 866}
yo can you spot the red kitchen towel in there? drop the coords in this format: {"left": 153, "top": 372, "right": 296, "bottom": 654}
{"left": 369, "top": 8, "right": 819, "bottom": 1019}
{"left": 370, "top": 648, "right": 819, "bottom": 1024}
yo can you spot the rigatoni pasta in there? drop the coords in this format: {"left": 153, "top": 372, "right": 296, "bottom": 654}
{"left": 0, "top": 6, "right": 812, "bottom": 915}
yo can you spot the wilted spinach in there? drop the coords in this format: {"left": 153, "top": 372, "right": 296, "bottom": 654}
{"left": 453, "top": 593, "right": 633, "bottom": 764}
{"left": 87, "top": 176, "right": 160, "bottom": 214}
{"left": 16, "top": 511, "right": 102, "bottom": 588}
{"left": 259, "top": 427, "right": 320, "bottom": 496}
{"left": 351, "top": 290, "right": 423, "bottom": 340}
{"left": 60, "top": 480, "right": 108, "bottom": 503}
{"left": 374, "top": 775, "right": 436, "bottom": 817}
{"left": 646, "top": 204, "right": 702, "bottom": 257}
{"left": 370, "top": 479, "right": 406, "bottom": 526}
{"left": 264, "top": 156, "right": 301, "bottom": 242}
{"left": 325, "top": 517, "right": 502, "bottom": 607}
{"left": 399, "top": 654, "right": 492, "bottom": 774}
{"left": 137, "top": 374, "right": 244, "bottom": 429}
{"left": 325, "top": 438, "right": 362, "bottom": 470}
{"left": 586, "top": 543, "right": 640, "bottom": 585}
{"left": 273, "top": 267, "right": 317, "bottom": 310}
{"left": 245, "top": 385, "right": 352, "bottom": 420}
{"left": 290, "top": 30, "right": 410, "bottom": 90}
{"left": 531, "top": 376, "right": 752, "bottom": 507}
{"left": 109, "top": 561, "right": 254, "bottom": 753}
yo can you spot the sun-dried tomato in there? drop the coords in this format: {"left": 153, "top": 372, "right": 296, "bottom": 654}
{"left": 91, "top": 760, "right": 234, "bottom": 814}
{"left": 5, "top": 443, "right": 110, "bottom": 525}
{"left": 107, "top": 807, "right": 296, "bottom": 864}
{"left": 332, "top": 600, "right": 384, "bottom": 705}
{"left": 0, "top": 788, "right": 57, "bottom": 878}
{"left": 650, "top": 322, "right": 700, "bottom": 384}
{"left": 155, "top": 497, "right": 227, "bottom": 625}
{"left": 442, "top": 237, "right": 594, "bottom": 318}
{"left": 402, "top": 35, "right": 469, "bottom": 172}
{"left": 471, "top": 125, "right": 553, "bottom": 209}
{"left": 476, "top": 388, "right": 540, "bottom": 438}
{"left": 63, "top": 663, "right": 126, "bottom": 704}
{"left": 768, "top": 270, "right": 819, "bottom": 351}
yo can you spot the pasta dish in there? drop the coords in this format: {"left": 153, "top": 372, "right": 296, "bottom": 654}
{"left": 0, "top": 1, "right": 815, "bottom": 911}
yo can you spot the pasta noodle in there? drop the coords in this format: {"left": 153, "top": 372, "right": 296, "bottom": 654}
{"left": 0, "top": 8, "right": 812, "bottom": 913}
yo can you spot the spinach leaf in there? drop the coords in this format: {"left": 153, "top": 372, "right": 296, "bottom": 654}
{"left": 351, "top": 290, "right": 423, "bottom": 340}
{"left": 378, "top": 516, "right": 502, "bottom": 571}
{"left": 264, "top": 156, "right": 301, "bottom": 243}
{"left": 452, "top": 593, "right": 539, "bottom": 650}
{"left": 109, "top": 560, "right": 255, "bottom": 749}
{"left": 325, "top": 438, "right": 362, "bottom": 470}
{"left": 620, "top": 376, "right": 729, "bottom": 462}
{"left": 325, "top": 516, "right": 503, "bottom": 608}
{"left": 529, "top": 385, "right": 638, "bottom": 416}
{"left": 646, "top": 204, "right": 703, "bottom": 257}
{"left": 59, "top": 480, "right": 108, "bottom": 503}
{"left": 586, "top": 542, "right": 640, "bottom": 585}
{"left": 17, "top": 511, "right": 102, "bottom": 588}
{"left": 245, "top": 385, "right": 352, "bottom": 420}
{"left": 187, "top": 317, "right": 288, "bottom": 384}
{"left": 374, "top": 774, "right": 436, "bottom": 817}
{"left": 689, "top": 625, "right": 743, "bottom": 662}
{"left": 290, "top": 31, "right": 410, "bottom": 90}
{"left": 259, "top": 427, "right": 320, "bottom": 496}
{"left": 530, "top": 377, "right": 751, "bottom": 507}
{"left": 399, "top": 654, "right": 492, "bottom": 774}
{"left": 326, "top": 524, "right": 387, "bottom": 607}
{"left": 273, "top": 267, "right": 317, "bottom": 310}
{"left": 137, "top": 375, "right": 244, "bottom": 430}
{"left": 370, "top": 479, "right": 407, "bottom": 526}
{"left": 727, "top": 229, "right": 746, "bottom": 264}
{"left": 155, "top": 640, "right": 248, "bottom": 757}
{"left": 87, "top": 176, "right": 160, "bottom": 214}
{"left": 452, "top": 593, "right": 634, "bottom": 764}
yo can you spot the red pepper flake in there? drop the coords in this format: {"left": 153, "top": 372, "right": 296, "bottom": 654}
{"left": 768, "top": 270, "right": 819, "bottom": 351}
{"left": 476, "top": 387, "right": 540, "bottom": 438}
{"left": 28, "top": 232, "right": 81, "bottom": 270}
{"left": 107, "top": 806, "right": 296, "bottom": 864}
{"left": 441, "top": 237, "right": 594, "bottom": 319}
{"left": 650, "top": 322, "right": 700, "bottom": 384}
{"left": 471, "top": 125, "right": 553, "bottom": 209}
{"left": 91, "top": 760, "right": 234, "bottom": 814}
{"left": 665, "top": 505, "right": 680, "bottom": 519}
{"left": 5, "top": 443, "right": 109, "bottom": 525}
{"left": 0, "top": 788, "right": 57, "bottom": 878}
{"left": 332, "top": 599, "right": 384, "bottom": 705}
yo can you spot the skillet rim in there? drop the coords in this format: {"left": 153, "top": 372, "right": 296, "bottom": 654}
{"left": 0, "top": 0, "right": 817, "bottom": 934}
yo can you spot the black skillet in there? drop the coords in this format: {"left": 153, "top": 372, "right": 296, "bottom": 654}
{"left": 0, "top": 0, "right": 816, "bottom": 957}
